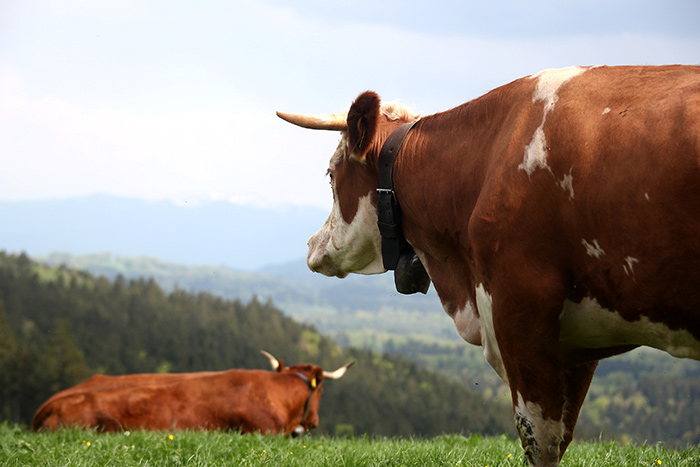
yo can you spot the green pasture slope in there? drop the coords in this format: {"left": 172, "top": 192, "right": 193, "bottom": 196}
{"left": 1, "top": 424, "right": 699, "bottom": 467}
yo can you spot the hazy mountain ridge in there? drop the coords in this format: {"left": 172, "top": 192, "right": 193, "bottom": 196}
{"left": 37, "top": 251, "right": 445, "bottom": 321}
{"left": 0, "top": 194, "right": 327, "bottom": 271}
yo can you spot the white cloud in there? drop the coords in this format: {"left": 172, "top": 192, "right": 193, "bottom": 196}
{"left": 1, "top": 1, "right": 698, "bottom": 209}
{"left": 0, "top": 69, "right": 339, "bottom": 208}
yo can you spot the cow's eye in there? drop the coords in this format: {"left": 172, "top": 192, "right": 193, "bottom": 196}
{"left": 326, "top": 169, "right": 334, "bottom": 184}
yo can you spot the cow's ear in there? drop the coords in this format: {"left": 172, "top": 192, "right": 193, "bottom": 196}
{"left": 347, "top": 91, "right": 380, "bottom": 162}
{"left": 313, "top": 367, "right": 324, "bottom": 387}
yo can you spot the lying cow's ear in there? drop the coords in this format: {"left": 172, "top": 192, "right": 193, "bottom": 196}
{"left": 313, "top": 368, "right": 324, "bottom": 388}
{"left": 347, "top": 91, "right": 380, "bottom": 162}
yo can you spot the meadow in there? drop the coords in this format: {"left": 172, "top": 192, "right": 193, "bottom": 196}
{"left": 2, "top": 424, "right": 699, "bottom": 467}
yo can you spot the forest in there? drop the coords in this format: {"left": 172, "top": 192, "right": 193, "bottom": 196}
{"left": 3, "top": 251, "right": 700, "bottom": 445}
{"left": 39, "top": 251, "right": 700, "bottom": 446}
{"left": 0, "top": 251, "right": 511, "bottom": 437}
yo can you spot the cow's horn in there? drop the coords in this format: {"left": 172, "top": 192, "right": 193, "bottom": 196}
{"left": 260, "top": 350, "right": 280, "bottom": 371}
{"left": 276, "top": 111, "right": 348, "bottom": 131}
{"left": 323, "top": 361, "right": 355, "bottom": 380}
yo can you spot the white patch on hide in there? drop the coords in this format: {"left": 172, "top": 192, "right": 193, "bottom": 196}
{"left": 559, "top": 296, "right": 700, "bottom": 359}
{"left": 475, "top": 284, "right": 508, "bottom": 383}
{"left": 307, "top": 194, "right": 384, "bottom": 277}
{"left": 558, "top": 168, "right": 574, "bottom": 199}
{"left": 519, "top": 66, "right": 587, "bottom": 176}
{"left": 581, "top": 239, "right": 605, "bottom": 258}
{"left": 521, "top": 127, "right": 550, "bottom": 175}
{"left": 623, "top": 256, "right": 640, "bottom": 276}
{"left": 453, "top": 300, "right": 483, "bottom": 346}
{"left": 514, "top": 392, "right": 565, "bottom": 466}
{"left": 602, "top": 107, "right": 611, "bottom": 115}
{"left": 645, "top": 193, "right": 650, "bottom": 201}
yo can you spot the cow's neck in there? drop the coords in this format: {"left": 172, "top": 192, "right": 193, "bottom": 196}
{"left": 391, "top": 107, "right": 491, "bottom": 318}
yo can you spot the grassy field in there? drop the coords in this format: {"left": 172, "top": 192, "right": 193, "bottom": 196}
{"left": 2, "top": 424, "right": 699, "bottom": 467}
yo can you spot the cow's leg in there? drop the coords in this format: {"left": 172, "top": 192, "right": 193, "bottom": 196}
{"left": 489, "top": 278, "right": 571, "bottom": 467}
{"left": 231, "top": 410, "right": 285, "bottom": 435}
{"left": 559, "top": 361, "right": 597, "bottom": 457}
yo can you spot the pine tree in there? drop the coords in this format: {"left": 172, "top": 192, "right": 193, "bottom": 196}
{"left": 43, "top": 318, "right": 91, "bottom": 394}
{"left": 0, "top": 300, "right": 18, "bottom": 420}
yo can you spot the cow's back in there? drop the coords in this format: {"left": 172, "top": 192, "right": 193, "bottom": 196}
{"left": 32, "top": 370, "right": 239, "bottom": 431}
{"left": 31, "top": 369, "right": 294, "bottom": 432}
{"left": 546, "top": 67, "right": 698, "bottom": 337}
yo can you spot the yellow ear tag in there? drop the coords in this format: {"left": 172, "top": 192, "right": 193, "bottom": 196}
{"left": 311, "top": 378, "right": 317, "bottom": 389}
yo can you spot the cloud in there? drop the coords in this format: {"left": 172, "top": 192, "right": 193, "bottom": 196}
{"left": 1, "top": 1, "right": 699, "bottom": 209}
{"left": 0, "top": 68, "right": 339, "bottom": 208}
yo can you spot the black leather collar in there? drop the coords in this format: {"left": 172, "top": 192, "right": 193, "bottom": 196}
{"left": 376, "top": 121, "right": 431, "bottom": 295}
{"left": 376, "top": 121, "right": 417, "bottom": 270}
{"left": 294, "top": 372, "right": 316, "bottom": 429}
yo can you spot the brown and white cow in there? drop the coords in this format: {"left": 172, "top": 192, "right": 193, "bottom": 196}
{"left": 32, "top": 351, "right": 354, "bottom": 436}
{"left": 278, "top": 65, "right": 700, "bottom": 466}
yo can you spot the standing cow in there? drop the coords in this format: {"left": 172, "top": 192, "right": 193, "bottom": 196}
{"left": 277, "top": 65, "right": 700, "bottom": 466}
{"left": 32, "top": 351, "right": 354, "bottom": 436}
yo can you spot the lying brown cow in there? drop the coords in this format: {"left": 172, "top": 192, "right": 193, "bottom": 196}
{"left": 32, "top": 351, "right": 354, "bottom": 436}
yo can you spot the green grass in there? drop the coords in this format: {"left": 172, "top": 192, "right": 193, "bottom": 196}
{"left": 1, "top": 424, "right": 699, "bottom": 467}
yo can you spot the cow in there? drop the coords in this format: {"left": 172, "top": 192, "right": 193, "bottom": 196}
{"left": 32, "top": 351, "right": 354, "bottom": 436}
{"left": 277, "top": 65, "right": 700, "bottom": 466}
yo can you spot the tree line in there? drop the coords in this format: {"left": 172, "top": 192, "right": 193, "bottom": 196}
{"left": 4, "top": 250, "right": 699, "bottom": 445}
{"left": 0, "top": 251, "right": 512, "bottom": 437}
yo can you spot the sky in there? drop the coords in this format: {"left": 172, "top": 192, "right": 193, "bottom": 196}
{"left": 1, "top": 0, "right": 699, "bottom": 211}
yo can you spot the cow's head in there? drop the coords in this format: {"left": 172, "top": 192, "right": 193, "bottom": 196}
{"left": 277, "top": 92, "right": 420, "bottom": 278}
{"left": 260, "top": 350, "right": 354, "bottom": 436}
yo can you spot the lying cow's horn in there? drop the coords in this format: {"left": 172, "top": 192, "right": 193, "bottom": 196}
{"left": 276, "top": 111, "right": 348, "bottom": 131}
{"left": 323, "top": 361, "right": 355, "bottom": 380}
{"left": 260, "top": 350, "right": 280, "bottom": 371}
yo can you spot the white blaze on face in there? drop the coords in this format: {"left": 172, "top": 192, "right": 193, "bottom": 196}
{"left": 307, "top": 193, "right": 385, "bottom": 278}
{"left": 519, "top": 66, "right": 587, "bottom": 176}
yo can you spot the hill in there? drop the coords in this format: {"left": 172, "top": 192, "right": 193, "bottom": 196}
{"left": 0, "top": 251, "right": 512, "bottom": 437}
{"left": 32, "top": 251, "right": 700, "bottom": 446}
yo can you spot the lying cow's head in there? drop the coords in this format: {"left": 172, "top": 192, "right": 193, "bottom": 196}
{"left": 278, "top": 92, "right": 420, "bottom": 278}
{"left": 260, "top": 350, "right": 354, "bottom": 435}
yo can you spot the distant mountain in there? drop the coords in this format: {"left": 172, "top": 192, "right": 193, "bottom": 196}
{"left": 0, "top": 194, "right": 328, "bottom": 270}
{"left": 36, "top": 252, "right": 443, "bottom": 319}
